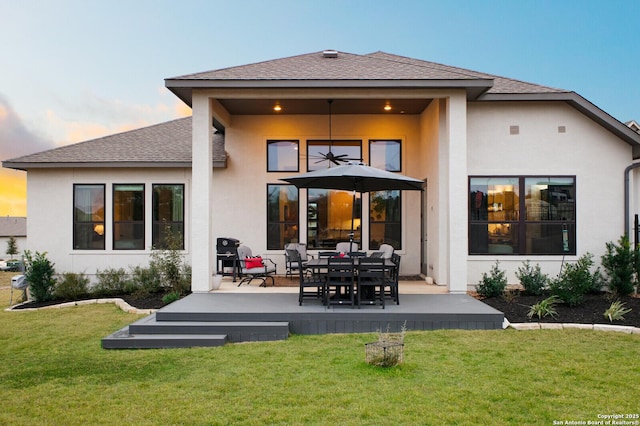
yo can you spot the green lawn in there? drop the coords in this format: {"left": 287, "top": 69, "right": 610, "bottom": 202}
{"left": 0, "top": 278, "right": 639, "bottom": 425}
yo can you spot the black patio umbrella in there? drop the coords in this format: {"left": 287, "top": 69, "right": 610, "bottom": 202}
{"left": 281, "top": 162, "right": 423, "bottom": 245}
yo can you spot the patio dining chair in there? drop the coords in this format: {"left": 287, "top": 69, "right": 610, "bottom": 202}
{"left": 384, "top": 253, "right": 401, "bottom": 305}
{"left": 291, "top": 249, "right": 327, "bottom": 305}
{"left": 336, "top": 241, "right": 358, "bottom": 254}
{"left": 236, "top": 245, "right": 277, "bottom": 287}
{"left": 284, "top": 243, "right": 312, "bottom": 279}
{"left": 326, "top": 256, "right": 355, "bottom": 307}
{"left": 356, "top": 257, "right": 386, "bottom": 308}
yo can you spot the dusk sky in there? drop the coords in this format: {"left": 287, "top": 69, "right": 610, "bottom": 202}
{"left": 1, "top": 0, "right": 639, "bottom": 216}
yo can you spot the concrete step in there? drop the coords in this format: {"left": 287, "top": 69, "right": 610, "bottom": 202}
{"left": 128, "top": 314, "right": 290, "bottom": 343}
{"left": 101, "top": 327, "right": 228, "bottom": 349}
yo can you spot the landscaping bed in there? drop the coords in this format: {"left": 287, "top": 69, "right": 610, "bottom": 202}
{"left": 478, "top": 291, "right": 640, "bottom": 327}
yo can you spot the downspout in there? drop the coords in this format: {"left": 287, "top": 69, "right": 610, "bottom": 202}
{"left": 624, "top": 161, "right": 640, "bottom": 236}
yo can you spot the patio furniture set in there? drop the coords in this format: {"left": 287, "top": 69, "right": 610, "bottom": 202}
{"left": 286, "top": 242, "right": 401, "bottom": 308}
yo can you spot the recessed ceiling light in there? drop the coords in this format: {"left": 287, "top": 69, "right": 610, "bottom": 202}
{"left": 273, "top": 104, "right": 282, "bottom": 112}
{"left": 383, "top": 104, "right": 392, "bottom": 111}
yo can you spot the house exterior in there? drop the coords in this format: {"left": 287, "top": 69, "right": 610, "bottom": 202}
{"left": 0, "top": 216, "right": 26, "bottom": 259}
{"left": 4, "top": 50, "right": 640, "bottom": 293}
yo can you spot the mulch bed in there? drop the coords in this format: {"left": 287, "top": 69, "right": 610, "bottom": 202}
{"left": 478, "top": 291, "right": 640, "bottom": 328}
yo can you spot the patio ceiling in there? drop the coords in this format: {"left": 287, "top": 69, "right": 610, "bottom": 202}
{"left": 218, "top": 98, "right": 433, "bottom": 115}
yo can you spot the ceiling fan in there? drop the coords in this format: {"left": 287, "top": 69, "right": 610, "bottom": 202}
{"left": 310, "top": 100, "right": 363, "bottom": 166}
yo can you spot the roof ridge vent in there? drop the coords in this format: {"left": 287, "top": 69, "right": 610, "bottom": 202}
{"left": 322, "top": 50, "right": 338, "bottom": 58}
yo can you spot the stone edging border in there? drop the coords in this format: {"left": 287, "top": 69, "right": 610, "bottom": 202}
{"left": 505, "top": 319, "right": 640, "bottom": 334}
{"left": 4, "top": 298, "right": 156, "bottom": 315}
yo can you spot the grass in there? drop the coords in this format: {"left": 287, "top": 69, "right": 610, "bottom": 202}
{"left": 1, "top": 273, "right": 639, "bottom": 425}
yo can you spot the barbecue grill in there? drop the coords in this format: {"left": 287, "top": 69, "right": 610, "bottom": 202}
{"left": 216, "top": 237, "right": 240, "bottom": 281}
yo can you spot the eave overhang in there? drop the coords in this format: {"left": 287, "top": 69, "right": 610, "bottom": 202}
{"left": 164, "top": 78, "right": 495, "bottom": 108}
{"left": 2, "top": 159, "right": 227, "bottom": 172}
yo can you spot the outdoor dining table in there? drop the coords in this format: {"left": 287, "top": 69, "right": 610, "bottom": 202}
{"left": 304, "top": 256, "right": 396, "bottom": 306}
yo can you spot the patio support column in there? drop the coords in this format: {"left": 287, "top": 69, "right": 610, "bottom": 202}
{"left": 191, "top": 94, "right": 214, "bottom": 292}
{"left": 446, "top": 92, "right": 468, "bottom": 293}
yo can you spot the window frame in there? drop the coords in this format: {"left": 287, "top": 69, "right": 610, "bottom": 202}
{"left": 468, "top": 175, "right": 576, "bottom": 255}
{"left": 112, "top": 183, "right": 145, "bottom": 250}
{"left": 152, "top": 184, "right": 185, "bottom": 250}
{"left": 266, "top": 140, "right": 300, "bottom": 172}
{"left": 73, "top": 183, "right": 105, "bottom": 250}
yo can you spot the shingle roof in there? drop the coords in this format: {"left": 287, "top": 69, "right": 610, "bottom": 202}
{"left": 0, "top": 217, "right": 26, "bottom": 237}
{"left": 2, "top": 117, "right": 227, "bottom": 170}
{"left": 169, "top": 50, "right": 566, "bottom": 95}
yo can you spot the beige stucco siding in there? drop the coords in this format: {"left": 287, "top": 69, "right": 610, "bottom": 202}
{"left": 211, "top": 113, "right": 424, "bottom": 275}
{"left": 26, "top": 167, "right": 191, "bottom": 281}
{"left": 466, "top": 101, "right": 632, "bottom": 285}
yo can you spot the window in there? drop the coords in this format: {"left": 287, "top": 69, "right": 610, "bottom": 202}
{"left": 152, "top": 184, "right": 184, "bottom": 249}
{"left": 113, "top": 184, "right": 145, "bottom": 250}
{"left": 73, "top": 184, "right": 105, "bottom": 250}
{"left": 267, "top": 184, "right": 299, "bottom": 250}
{"left": 307, "top": 189, "right": 361, "bottom": 249}
{"left": 469, "top": 176, "right": 576, "bottom": 255}
{"left": 307, "top": 140, "right": 361, "bottom": 171}
{"left": 370, "top": 140, "right": 401, "bottom": 171}
{"left": 369, "top": 190, "right": 401, "bottom": 250}
{"left": 267, "top": 140, "right": 299, "bottom": 172}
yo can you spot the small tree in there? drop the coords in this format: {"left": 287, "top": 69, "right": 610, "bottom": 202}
{"left": 601, "top": 235, "right": 637, "bottom": 297}
{"left": 24, "top": 250, "right": 56, "bottom": 302}
{"left": 150, "top": 224, "right": 191, "bottom": 296}
{"left": 6, "top": 236, "right": 18, "bottom": 259}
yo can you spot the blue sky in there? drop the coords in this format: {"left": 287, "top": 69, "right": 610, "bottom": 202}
{"left": 0, "top": 0, "right": 639, "bottom": 215}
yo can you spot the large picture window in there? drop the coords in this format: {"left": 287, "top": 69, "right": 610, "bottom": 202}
{"left": 267, "top": 140, "right": 299, "bottom": 172}
{"left": 307, "top": 140, "right": 361, "bottom": 171}
{"left": 73, "top": 184, "right": 105, "bottom": 250}
{"left": 369, "top": 140, "right": 401, "bottom": 171}
{"left": 113, "top": 184, "right": 145, "bottom": 250}
{"left": 308, "top": 189, "right": 361, "bottom": 249}
{"left": 369, "top": 190, "right": 401, "bottom": 250}
{"left": 152, "top": 184, "right": 184, "bottom": 249}
{"left": 267, "top": 184, "right": 299, "bottom": 250}
{"left": 469, "top": 176, "right": 576, "bottom": 255}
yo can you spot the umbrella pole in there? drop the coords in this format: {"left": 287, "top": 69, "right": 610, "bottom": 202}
{"left": 350, "top": 190, "right": 355, "bottom": 246}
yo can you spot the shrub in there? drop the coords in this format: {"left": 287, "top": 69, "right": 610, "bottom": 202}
{"left": 527, "top": 295, "right": 560, "bottom": 320}
{"left": 550, "top": 253, "right": 603, "bottom": 307}
{"left": 150, "top": 226, "right": 191, "bottom": 295}
{"left": 477, "top": 261, "right": 507, "bottom": 298}
{"left": 516, "top": 260, "right": 548, "bottom": 296}
{"left": 54, "top": 272, "right": 89, "bottom": 300}
{"left": 24, "top": 250, "right": 56, "bottom": 302}
{"left": 601, "top": 235, "right": 637, "bottom": 297}
{"left": 603, "top": 300, "right": 632, "bottom": 322}
{"left": 130, "top": 265, "right": 162, "bottom": 297}
{"left": 93, "top": 268, "right": 134, "bottom": 297}
{"left": 162, "top": 291, "right": 181, "bottom": 304}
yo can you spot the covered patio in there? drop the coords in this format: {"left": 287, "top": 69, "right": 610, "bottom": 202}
{"left": 102, "top": 277, "right": 504, "bottom": 349}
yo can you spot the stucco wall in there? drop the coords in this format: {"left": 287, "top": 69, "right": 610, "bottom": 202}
{"left": 466, "top": 101, "right": 633, "bottom": 285}
{"left": 26, "top": 167, "right": 191, "bottom": 281}
{"left": 212, "top": 113, "right": 424, "bottom": 275}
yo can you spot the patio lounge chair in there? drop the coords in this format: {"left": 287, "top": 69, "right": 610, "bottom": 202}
{"left": 236, "top": 245, "right": 277, "bottom": 287}
{"left": 336, "top": 241, "right": 358, "bottom": 254}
